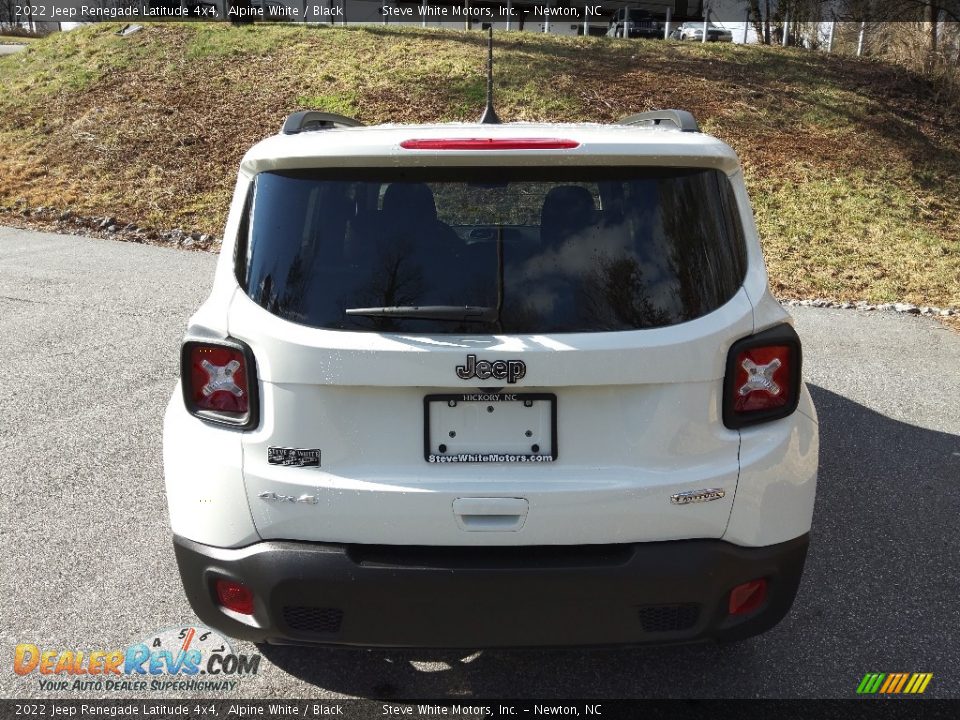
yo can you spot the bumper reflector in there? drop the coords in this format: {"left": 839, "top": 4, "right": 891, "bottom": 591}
{"left": 728, "top": 578, "right": 767, "bottom": 616}
{"left": 215, "top": 579, "right": 255, "bottom": 615}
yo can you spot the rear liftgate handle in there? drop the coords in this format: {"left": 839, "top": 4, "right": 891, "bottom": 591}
{"left": 452, "top": 497, "right": 529, "bottom": 532}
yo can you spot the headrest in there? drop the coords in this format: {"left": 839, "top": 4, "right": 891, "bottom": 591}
{"left": 382, "top": 183, "right": 438, "bottom": 224}
{"left": 540, "top": 185, "right": 596, "bottom": 247}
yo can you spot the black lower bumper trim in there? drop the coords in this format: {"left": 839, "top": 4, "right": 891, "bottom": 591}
{"left": 173, "top": 535, "right": 809, "bottom": 648}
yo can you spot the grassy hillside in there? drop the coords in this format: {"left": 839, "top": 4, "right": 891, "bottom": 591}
{"left": 1, "top": 23, "right": 958, "bottom": 309}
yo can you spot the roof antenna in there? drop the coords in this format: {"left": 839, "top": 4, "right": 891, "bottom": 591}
{"left": 479, "top": 27, "right": 501, "bottom": 125}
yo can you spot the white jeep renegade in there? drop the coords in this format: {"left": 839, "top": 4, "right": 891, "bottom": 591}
{"left": 164, "top": 108, "right": 819, "bottom": 648}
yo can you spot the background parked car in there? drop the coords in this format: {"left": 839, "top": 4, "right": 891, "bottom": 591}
{"left": 607, "top": 8, "right": 662, "bottom": 39}
{"left": 674, "top": 21, "right": 734, "bottom": 42}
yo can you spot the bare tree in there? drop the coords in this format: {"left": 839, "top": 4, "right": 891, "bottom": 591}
{"left": 835, "top": 0, "right": 960, "bottom": 64}
{"left": 0, "top": 0, "right": 17, "bottom": 31}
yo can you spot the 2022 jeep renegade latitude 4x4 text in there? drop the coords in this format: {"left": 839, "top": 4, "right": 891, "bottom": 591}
{"left": 163, "top": 109, "right": 819, "bottom": 647}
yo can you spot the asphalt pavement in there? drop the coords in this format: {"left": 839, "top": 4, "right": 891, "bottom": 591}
{"left": 0, "top": 44, "right": 27, "bottom": 55}
{"left": 1, "top": 227, "right": 958, "bottom": 699}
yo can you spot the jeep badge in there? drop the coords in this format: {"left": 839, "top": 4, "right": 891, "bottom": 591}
{"left": 456, "top": 354, "right": 526, "bottom": 384}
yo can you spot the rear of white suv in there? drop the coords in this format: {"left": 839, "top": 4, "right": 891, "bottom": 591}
{"left": 163, "top": 112, "right": 818, "bottom": 647}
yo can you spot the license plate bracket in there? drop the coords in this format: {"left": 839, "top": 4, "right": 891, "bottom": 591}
{"left": 423, "top": 393, "right": 557, "bottom": 463}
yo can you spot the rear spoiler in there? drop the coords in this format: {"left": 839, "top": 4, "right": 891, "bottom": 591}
{"left": 281, "top": 111, "right": 363, "bottom": 135}
{"left": 618, "top": 110, "right": 700, "bottom": 133}
{"left": 280, "top": 109, "right": 697, "bottom": 134}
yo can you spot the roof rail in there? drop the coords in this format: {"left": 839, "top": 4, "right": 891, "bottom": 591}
{"left": 618, "top": 110, "right": 700, "bottom": 133}
{"left": 281, "top": 111, "right": 363, "bottom": 135}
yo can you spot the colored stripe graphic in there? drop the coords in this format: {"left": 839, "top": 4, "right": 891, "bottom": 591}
{"left": 857, "top": 673, "right": 886, "bottom": 694}
{"left": 857, "top": 673, "right": 932, "bottom": 695}
{"left": 879, "top": 674, "right": 897, "bottom": 693}
{"left": 856, "top": 674, "right": 874, "bottom": 694}
{"left": 892, "top": 673, "right": 909, "bottom": 693}
{"left": 907, "top": 673, "right": 933, "bottom": 694}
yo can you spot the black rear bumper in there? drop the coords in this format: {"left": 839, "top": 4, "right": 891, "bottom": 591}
{"left": 173, "top": 535, "right": 809, "bottom": 648}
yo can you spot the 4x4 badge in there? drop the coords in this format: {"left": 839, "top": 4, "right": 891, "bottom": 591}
{"left": 259, "top": 491, "right": 318, "bottom": 505}
{"left": 456, "top": 354, "right": 526, "bottom": 384}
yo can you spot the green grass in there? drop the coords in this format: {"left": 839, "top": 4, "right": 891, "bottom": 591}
{"left": 0, "top": 22, "right": 958, "bottom": 309}
{"left": 754, "top": 169, "right": 959, "bottom": 304}
{"left": 296, "top": 91, "right": 359, "bottom": 117}
{"left": 184, "top": 23, "right": 294, "bottom": 58}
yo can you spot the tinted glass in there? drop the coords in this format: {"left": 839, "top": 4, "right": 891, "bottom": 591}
{"left": 237, "top": 167, "right": 747, "bottom": 334}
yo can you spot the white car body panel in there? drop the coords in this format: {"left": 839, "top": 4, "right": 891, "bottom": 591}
{"left": 163, "top": 389, "right": 258, "bottom": 548}
{"left": 725, "top": 386, "right": 819, "bottom": 546}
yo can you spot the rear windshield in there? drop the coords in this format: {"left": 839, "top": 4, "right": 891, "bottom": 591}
{"left": 236, "top": 167, "right": 747, "bottom": 334}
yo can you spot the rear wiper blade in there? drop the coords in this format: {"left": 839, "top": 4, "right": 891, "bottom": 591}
{"left": 344, "top": 305, "right": 497, "bottom": 322}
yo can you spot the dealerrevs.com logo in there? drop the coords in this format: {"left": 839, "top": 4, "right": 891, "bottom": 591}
{"left": 14, "top": 627, "right": 259, "bottom": 692}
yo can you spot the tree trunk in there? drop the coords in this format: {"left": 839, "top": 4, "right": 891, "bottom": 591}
{"left": 748, "top": 0, "right": 764, "bottom": 44}
{"left": 764, "top": 0, "right": 771, "bottom": 45}
{"left": 925, "top": 3, "right": 940, "bottom": 71}
{"left": 927, "top": 3, "right": 940, "bottom": 52}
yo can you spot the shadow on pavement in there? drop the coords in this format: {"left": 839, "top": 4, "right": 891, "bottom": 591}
{"left": 257, "top": 385, "right": 960, "bottom": 699}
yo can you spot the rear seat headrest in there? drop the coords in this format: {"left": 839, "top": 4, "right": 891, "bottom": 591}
{"left": 382, "top": 183, "right": 438, "bottom": 224}
{"left": 540, "top": 185, "right": 597, "bottom": 248}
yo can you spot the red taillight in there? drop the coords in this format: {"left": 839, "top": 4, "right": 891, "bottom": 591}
{"left": 728, "top": 579, "right": 767, "bottom": 616}
{"left": 723, "top": 324, "right": 802, "bottom": 429}
{"left": 732, "top": 345, "right": 792, "bottom": 413}
{"left": 181, "top": 340, "right": 257, "bottom": 428}
{"left": 215, "top": 579, "right": 255, "bottom": 615}
{"left": 188, "top": 345, "right": 248, "bottom": 413}
{"left": 399, "top": 138, "right": 580, "bottom": 151}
